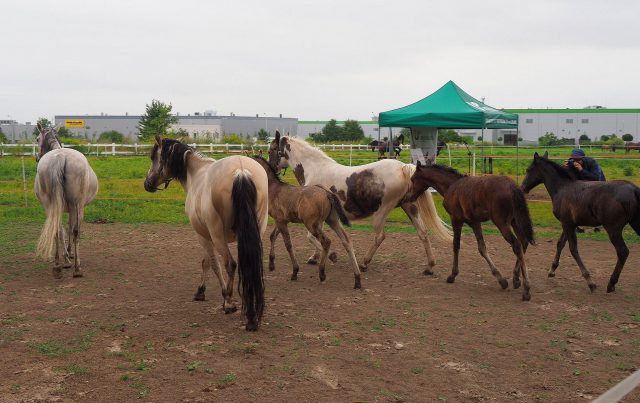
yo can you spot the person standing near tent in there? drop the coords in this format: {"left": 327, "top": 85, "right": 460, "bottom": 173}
{"left": 563, "top": 149, "right": 606, "bottom": 181}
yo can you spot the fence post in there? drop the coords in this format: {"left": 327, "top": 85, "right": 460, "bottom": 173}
{"left": 209, "top": 143, "right": 213, "bottom": 153}
{"left": 32, "top": 144, "right": 36, "bottom": 157}
{"left": 472, "top": 152, "right": 476, "bottom": 176}
{"left": 111, "top": 143, "right": 115, "bottom": 156}
{"left": 134, "top": 143, "right": 138, "bottom": 155}
{"left": 349, "top": 144, "right": 353, "bottom": 166}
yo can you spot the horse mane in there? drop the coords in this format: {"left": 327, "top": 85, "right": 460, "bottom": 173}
{"left": 538, "top": 157, "right": 577, "bottom": 180}
{"left": 252, "top": 155, "right": 285, "bottom": 184}
{"left": 159, "top": 139, "right": 202, "bottom": 182}
{"left": 286, "top": 137, "right": 334, "bottom": 163}
{"left": 427, "top": 164, "right": 465, "bottom": 178}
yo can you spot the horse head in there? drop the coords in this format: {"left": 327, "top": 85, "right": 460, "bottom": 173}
{"left": 35, "top": 124, "right": 61, "bottom": 162}
{"left": 144, "top": 135, "right": 191, "bottom": 192}
{"left": 268, "top": 130, "right": 290, "bottom": 172}
{"left": 520, "top": 151, "right": 548, "bottom": 193}
{"left": 407, "top": 159, "right": 435, "bottom": 201}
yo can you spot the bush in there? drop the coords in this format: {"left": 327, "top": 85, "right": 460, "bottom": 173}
{"left": 98, "top": 130, "right": 125, "bottom": 143}
{"left": 622, "top": 133, "right": 633, "bottom": 142}
{"left": 221, "top": 134, "right": 245, "bottom": 144}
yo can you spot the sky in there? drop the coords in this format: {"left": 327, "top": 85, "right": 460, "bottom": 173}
{"left": 2, "top": 0, "right": 639, "bottom": 123}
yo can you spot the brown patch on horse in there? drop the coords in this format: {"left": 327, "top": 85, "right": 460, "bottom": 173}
{"left": 343, "top": 170, "right": 385, "bottom": 219}
{"left": 293, "top": 163, "right": 305, "bottom": 185}
{"left": 329, "top": 185, "right": 347, "bottom": 202}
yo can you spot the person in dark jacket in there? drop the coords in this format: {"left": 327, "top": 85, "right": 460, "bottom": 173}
{"left": 564, "top": 148, "right": 606, "bottom": 181}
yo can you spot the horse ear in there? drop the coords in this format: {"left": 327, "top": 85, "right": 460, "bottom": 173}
{"left": 37, "top": 122, "right": 43, "bottom": 133}
{"left": 416, "top": 160, "right": 422, "bottom": 168}
{"left": 154, "top": 135, "right": 162, "bottom": 145}
{"left": 275, "top": 130, "right": 281, "bottom": 142}
{"left": 542, "top": 151, "right": 549, "bottom": 159}
{"left": 533, "top": 152, "right": 539, "bottom": 160}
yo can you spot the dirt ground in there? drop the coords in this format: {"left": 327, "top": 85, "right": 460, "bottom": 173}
{"left": 1, "top": 223, "right": 639, "bottom": 402}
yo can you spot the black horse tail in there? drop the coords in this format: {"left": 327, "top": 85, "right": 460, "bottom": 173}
{"left": 232, "top": 170, "right": 265, "bottom": 331}
{"left": 630, "top": 187, "right": 640, "bottom": 236}
{"left": 327, "top": 191, "right": 350, "bottom": 227}
{"left": 512, "top": 188, "right": 535, "bottom": 245}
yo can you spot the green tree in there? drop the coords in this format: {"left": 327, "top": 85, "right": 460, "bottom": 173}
{"left": 342, "top": 120, "right": 364, "bottom": 142}
{"left": 98, "top": 130, "right": 125, "bottom": 143}
{"left": 32, "top": 117, "right": 52, "bottom": 138}
{"left": 438, "top": 129, "right": 466, "bottom": 143}
{"left": 579, "top": 134, "right": 591, "bottom": 143}
{"left": 622, "top": 133, "right": 633, "bottom": 142}
{"left": 0, "top": 127, "right": 7, "bottom": 143}
{"left": 321, "top": 119, "right": 343, "bottom": 142}
{"left": 600, "top": 134, "right": 610, "bottom": 142}
{"left": 256, "top": 128, "right": 270, "bottom": 142}
{"left": 221, "top": 134, "right": 244, "bottom": 144}
{"left": 57, "top": 126, "right": 73, "bottom": 138}
{"left": 538, "top": 131, "right": 560, "bottom": 146}
{"left": 137, "top": 100, "right": 179, "bottom": 140}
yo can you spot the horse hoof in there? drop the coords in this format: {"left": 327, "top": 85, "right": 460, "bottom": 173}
{"left": 307, "top": 258, "right": 317, "bottom": 265}
{"left": 606, "top": 284, "right": 615, "bottom": 293}
{"left": 269, "top": 265, "right": 275, "bottom": 272}
{"left": 446, "top": 276, "right": 455, "bottom": 284}
{"left": 328, "top": 252, "right": 338, "bottom": 263}
{"left": 499, "top": 279, "right": 509, "bottom": 289}
{"left": 522, "top": 293, "right": 531, "bottom": 301}
{"left": 589, "top": 283, "right": 598, "bottom": 293}
{"left": 224, "top": 306, "right": 238, "bottom": 314}
{"left": 359, "top": 264, "right": 368, "bottom": 272}
{"left": 354, "top": 276, "right": 361, "bottom": 289}
{"left": 245, "top": 321, "right": 258, "bottom": 331}
{"left": 63, "top": 263, "right": 72, "bottom": 269}
{"left": 513, "top": 280, "right": 521, "bottom": 289}
{"left": 52, "top": 268, "right": 63, "bottom": 279}
{"left": 290, "top": 274, "right": 298, "bottom": 281}
{"left": 72, "top": 272, "right": 83, "bottom": 278}
{"left": 194, "top": 293, "right": 206, "bottom": 301}
{"left": 319, "top": 272, "right": 326, "bottom": 282}
{"left": 547, "top": 272, "right": 556, "bottom": 278}
{"left": 423, "top": 268, "right": 434, "bottom": 276}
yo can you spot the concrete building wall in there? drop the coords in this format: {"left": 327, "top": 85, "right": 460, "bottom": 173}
{"left": 297, "top": 121, "right": 402, "bottom": 141}
{"left": 0, "top": 123, "right": 37, "bottom": 142}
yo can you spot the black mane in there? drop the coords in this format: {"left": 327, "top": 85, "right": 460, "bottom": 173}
{"left": 428, "top": 164, "right": 465, "bottom": 178}
{"left": 251, "top": 155, "right": 285, "bottom": 184}
{"left": 159, "top": 139, "right": 193, "bottom": 182}
{"left": 539, "top": 157, "right": 577, "bottom": 181}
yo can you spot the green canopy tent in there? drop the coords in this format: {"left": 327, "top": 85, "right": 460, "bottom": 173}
{"left": 378, "top": 80, "right": 519, "bottom": 176}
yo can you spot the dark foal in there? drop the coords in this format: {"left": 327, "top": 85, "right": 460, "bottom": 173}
{"left": 251, "top": 156, "right": 363, "bottom": 289}
{"left": 521, "top": 152, "right": 640, "bottom": 293}
{"left": 409, "top": 162, "right": 535, "bottom": 301}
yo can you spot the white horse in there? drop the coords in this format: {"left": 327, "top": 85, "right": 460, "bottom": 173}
{"left": 34, "top": 124, "right": 98, "bottom": 278}
{"left": 269, "top": 132, "right": 451, "bottom": 274}
{"left": 144, "top": 136, "right": 269, "bottom": 331}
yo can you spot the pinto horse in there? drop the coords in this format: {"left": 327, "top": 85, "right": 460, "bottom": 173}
{"left": 251, "top": 156, "right": 362, "bottom": 288}
{"left": 144, "top": 136, "right": 268, "bottom": 331}
{"left": 521, "top": 152, "right": 640, "bottom": 293}
{"left": 269, "top": 131, "right": 451, "bottom": 275}
{"left": 34, "top": 124, "right": 98, "bottom": 279}
{"left": 409, "top": 162, "right": 535, "bottom": 300}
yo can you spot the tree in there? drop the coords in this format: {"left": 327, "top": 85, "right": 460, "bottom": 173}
{"left": 438, "top": 129, "right": 466, "bottom": 143}
{"left": 256, "top": 128, "right": 270, "bottom": 142}
{"left": 32, "top": 117, "right": 52, "bottom": 138}
{"left": 0, "top": 127, "right": 7, "bottom": 143}
{"left": 57, "top": 126, "right": 73, "bottom": 138}
{"left": 579, "top": 134, "right": 591, "bottom": 143}
{"left": 622, "top": 133, "right": 633, "bottom": 142}
{"left": 538, "top": 131, "right": 560, "bottom": 146}
{"left": 98, "top": 130, "right": 125, "bottom": 143}
{"left": 137, "top": 100, "right": 179, "bottom": 140}
{"left": 342, "top": 120, "right": 364, "bottom": 141}
{"left": 321, "top": 119, "right": 343, "bottom": 142}
{"left": 600, "top": 134, "right": 610, "bottom": 142}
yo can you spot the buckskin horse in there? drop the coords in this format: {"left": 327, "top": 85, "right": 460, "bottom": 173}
{"left": 251, "top": 156, "right": 362, "bottom": 288}
{"left": 144, "top": 136, "right": 268, "bottom": 331}
{"left": 408, "top": 161, "right": 535, "bottom": 301}
{"left": 34, "top": 124, "right": 98, "bottom": 279}
{"left": 269, "top": 131, "right": 451, "bottom": 275}
{"left": 521, "top": 152, "right": 640, "bottom": 293}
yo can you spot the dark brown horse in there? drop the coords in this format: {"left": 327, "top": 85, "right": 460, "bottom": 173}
{"left": 409, "top": 162, "right": 535, "bottom": 300}
{"left": 251, "top": 156, "right": 363, "bottom": 289}
{"left": 625, "top": 142, "right": 640, "bottom": 153}
{"left": 521, "top": 152, "right": 640, "bottom": 293}
{"left": 374, "top": 133, "right": 404, "bottom": 158}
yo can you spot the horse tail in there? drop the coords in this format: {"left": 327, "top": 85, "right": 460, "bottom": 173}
{"left": 630, "top": 187, "right": 640, "bottom": 236}
{"left": 403, "top": 164, "right": 452, "bottom": 242}
{"left": 231, "top": 169, "right": 265, "bottom": 331}
{"left": 326, "top": 191, "right": 350, "bottom": 227}
{"left": 512, "top": 188, "right": 535, "bottom": 245}
{"left": 36, "top": 160, "right": 66, "bottom": 260}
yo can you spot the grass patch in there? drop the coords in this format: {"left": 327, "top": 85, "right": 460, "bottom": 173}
{"left": 57, "top": 363, "right": 89, "bottom": 375}
{"left": 217, "top": 372, "right": 237, "bottom": 388}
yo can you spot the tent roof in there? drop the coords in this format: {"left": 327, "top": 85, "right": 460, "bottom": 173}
{"left": 379, "top": 81, "right": 518, "bottom": 129}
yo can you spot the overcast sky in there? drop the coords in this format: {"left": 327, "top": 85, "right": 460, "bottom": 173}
{"left": 2, "top": 0, "right": 639, "bottom": 123}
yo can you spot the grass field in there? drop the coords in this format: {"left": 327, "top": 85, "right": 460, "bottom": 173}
{"left": 1, "top": 145, "right": 639, "bottom": 242}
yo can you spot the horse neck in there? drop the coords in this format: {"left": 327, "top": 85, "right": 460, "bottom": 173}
{"left": 287, "top": 140, "right": 336, "bottom": 174}
{"left": 420, "top": 168, "right": 460, "bottom": 195}
{"left": 44, "top": 136, "right": 62, "bottom": 153}
{"left": 538, "top": 163, "right": 572, "bottom": 198}
{"left": 181, "top": 152, "right": 214, "bottom": 192}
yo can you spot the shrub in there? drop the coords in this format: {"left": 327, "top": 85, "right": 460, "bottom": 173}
{"left": 98, "top": 131, "right": 125, "bottom": 143}
{"left": 623, "top": 166, "right": 634, "bottom": 176}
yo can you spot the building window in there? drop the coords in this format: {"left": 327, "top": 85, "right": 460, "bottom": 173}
{"left": 566, "top": 119, "right": 574, "bottom": 124}
{"left": 581, "top": 118, "right": 589, "bottom": 124}
{"left": 525, "top": 119, "right": 533, "bottom": 124}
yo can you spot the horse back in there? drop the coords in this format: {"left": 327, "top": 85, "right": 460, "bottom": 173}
{"left": 446, "top": 176, "right": 517, "bottom": 222}
{"left": 36, "top": 148, "right": 98, "bottom": 207}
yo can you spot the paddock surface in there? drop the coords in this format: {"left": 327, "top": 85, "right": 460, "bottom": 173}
{"left": 1, "top": 223, "right": 639, "bottom": 402}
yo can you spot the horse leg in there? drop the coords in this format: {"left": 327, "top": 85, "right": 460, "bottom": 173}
{"left": 511, "top": 221, "right": 531, "bottom": 289}
{"left": 60, "top": 225, "right": 72, "bottom": 268}
{"left": 278, "top": 223, "right": 301, "bottom": 281}
{"left": 563, "top": 224, "right": 597, "bottom": 292}
{"left": 401, "top": 201, "right": 436, "bottom": 275}
{"left": 604, "top": 227, "right": 629, "bottom": 293}
{"left": 70, "top": 206, "right": 83, "bottom": 278}
{"left": 504, "top": 223, "right": 531, "bottom": 301}
{"left": 446, "top": 220, "right": 464, "bottom": 283}
{"left": 549, "top": 230, "right": 568, "bottom": 277}
{"left": 268, "top": 227, "right": 280, "bottom": 272}
{"left": 360, "top": 209, "right": 392, "bottom": 272}
{"left": 52, "top": 229, "right": 63, "bottom": 279}
{"left": 196, "top": 235, "right": 236, "bottom": 313}
{"left": 327, "top": 216, "right": 362, "bottom": 289}
{"left": 306, "top": 231, "right": 322, "bottom": 264}
{"left": 307, "top": 222, "right": 331, "bottom": 282}
{"left": 470, "top": 222, "right": 509, "bottom": 290}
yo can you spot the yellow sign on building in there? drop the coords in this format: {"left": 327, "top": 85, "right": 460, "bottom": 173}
{"left": 64, "top": 119, "right": 85, "bottom": 128}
